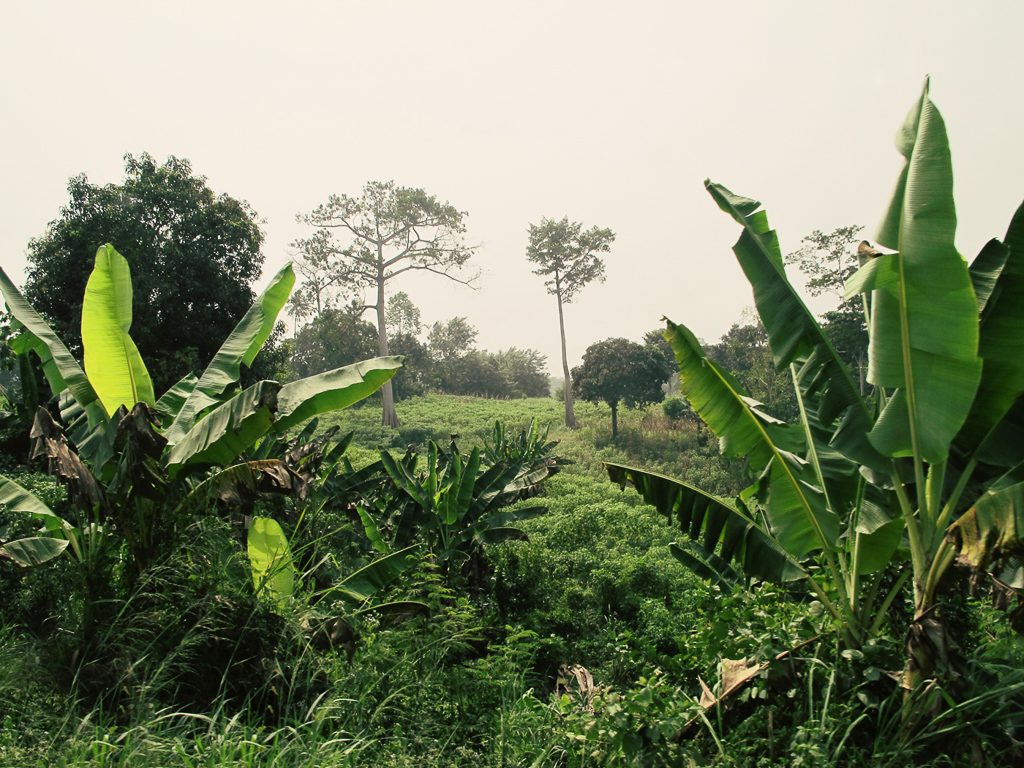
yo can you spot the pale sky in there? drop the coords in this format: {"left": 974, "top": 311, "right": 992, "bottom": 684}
{"left": 2, "top": 1, "right": 1021, "bottom": 372}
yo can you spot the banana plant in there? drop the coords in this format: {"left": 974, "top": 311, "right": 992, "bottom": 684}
{"left": 607, "top": 80, "right": 1024, "bottom": 688}
{"left": 0, "top": 244, "right": 401, "bottom": 579}
{"left": 345, "top": 436, "right": 556, "bottom": 585}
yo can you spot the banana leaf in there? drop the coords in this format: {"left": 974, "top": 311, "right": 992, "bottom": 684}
{"left": 165, "top": 263, "right": 294, "bottom": 444}
{"left": 248, "top": 516, "right": 295, "bottom": 607}
{"left": 605, "top": 462, "right": 804, "bottom": 583}
{"left": 80, "top": 245, "right": 155, "bottom": 415}
{"left": 853, "top": 78, "right": 982, "bottom": 461}
{"left": 0, "top": 536, "right": 69, "bottom": 567}
{"left": 329, "top": 545, "right": 418, "bottom": 604}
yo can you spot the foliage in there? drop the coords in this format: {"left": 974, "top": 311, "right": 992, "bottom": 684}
{"left": 0, "top": 245, "right": 400, "bottom": 666}
{"left": 23, "top": 153, "right": 271, "bottom": 393}
{"left": 288, "top": 304, "right": 377, "bottom": 379}
{"left": 573, "top": 337, "right": 673, "bottom": 439}
{"left": 526, "top": 216, "right": 615, "bottom": 428}
{"left": 296, "top": 180, "right": 476, "bottom": 427}
{"left": 607, "top": 82, "right": 1024, "bottom": 697}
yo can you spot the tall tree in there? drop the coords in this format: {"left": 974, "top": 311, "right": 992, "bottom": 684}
{"left": 22, "top": 153, "right": 266, "bottom": 393}
{"left": 784, "top": 225, "right": 868, "bottom": 390}
{"left": 526, "top": 217, "right": 614, "bottom": 427}
{"left": 572, "top": 337, "right": 672, "bottom": 439}
{"left": 296, "top": 181, "right": 476, "bottom": 427}
{"left": 386, "top": 291, "right": 423, "bottom": 338}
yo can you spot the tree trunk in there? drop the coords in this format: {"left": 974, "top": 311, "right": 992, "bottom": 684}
{"left": 610, "top": 402, "right": 618, "bottom": 439}
{"left": 555, "top": 282, "right": 577, "bottom": 428}
{"left": 375, "top": 269, "right": 399, "bottom": 428}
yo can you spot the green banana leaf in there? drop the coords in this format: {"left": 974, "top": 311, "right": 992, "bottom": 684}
{"left": 329, "top": 545, "right": 419, "bottom": 604}
{"left": 248, "top": 516, "right": 295, "bottom": 607}
{"left": 605, "top": 462, "right": 804, "bottom": 583}
{"left": 439, "top": 448, "right": 481, "bottom": 526}
{"left": 854, "top": 78, "right": 982, "bottom": 461}
{"left": 80, "top": 245, "right": 155, "bottom": 416}
{"left": 0, "top": 536, "right": 69, "bottom": 567}
{"left": 0, "top": 268, "right": 109, "bottom": 442}
{"left": 165, "top": 263, "right": 295, "bottom": 444}
{"left": 669, "top": 540, "right": 741, "bottom": 592}
{"left": 165, "top": 380, "right": 279, "bottom": 470}
{"left": 958, "top": 201, "right": 1024, "bottom": 452}
{"left": 0, "top": 474, "right": 66, "bottom": 534}
{"left": 272, "top": 356, "right": 402, "bottom": 434}
{"left": 663, "top": 320, "right": 838, "bottom": 558}
{"left": 969, "top": 238, "right": 1010, "bottom": 315}
{"left": 704, "top": 182, "right": 878, "bottom": 469}
{"left": 154, "top": 372, "right": 198, "bottom": 423}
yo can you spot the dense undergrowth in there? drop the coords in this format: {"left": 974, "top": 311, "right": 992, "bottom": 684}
{"left": 2, "top": 394, "right": 1022, "bottom": 766}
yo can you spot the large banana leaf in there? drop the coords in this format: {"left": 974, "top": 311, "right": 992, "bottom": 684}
{"left": 663, "top": 320, "right": 838, "bottom": 558}
{"left": 272, "top": 356, "right": 402, "bottom": 434}
{"left": 0, "top": 474, "right": 66, "bottom": 534}
{"left": 165, "top": 263, "right": 295, "bottom": 444}
{"left": 605, "top": 463, "right": 804, "bottom": 583}
{"left": 248, "top": 516, "right": 295, "bottom": 607}
{"left": 0, "top": 537, "right": 69, "bottom": 567}
{"left": 165, "top": 380, "right": 279, "bottom": 470}
{"left": 154, "top": 372, "right": 198, "bottom": 423}
{"left": 854, "top": 79, "right": 982, "bottom": 462}
{"left": 704, "top": 182, "right": 877, "bottom": 469}
{"left": 80, "top": 245, "right": 155, "bottom": 416}
{"left": 0, "top": 268, "right": 107, "bottom": 436}
{"left": 957, "top": 201, "right": 1024, "bottom": 452}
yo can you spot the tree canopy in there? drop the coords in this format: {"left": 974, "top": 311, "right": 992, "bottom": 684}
{"left": 573, "top": 337, "right": 672, "bottom": 438}
{"left": 23, "top": 154, "right": 267, "bottom": 394}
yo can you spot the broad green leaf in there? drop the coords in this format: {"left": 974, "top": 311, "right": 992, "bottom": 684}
{"left": 663, "top": 320, "right": 838, "bottom": 558}
{"left": 669, "top": 541, "right": 740, "bottom": 592}
{"left": 165, "top": 380, "right": 279, "bottom": 470}
{"left": 247, "top": 516, "right": 295, "bottom": 607}
{"left": 705, "top": 181, "right": 880, "bottom": 469}
{"left": 0, "top": 268, "right": 108, "bottom": 435}
{"left": 165, "top": 263, "right": 295, "bottom": 444}
{"left": 356, "top": 506, "right": 390, "bottom": 555}
{"left": 331, "top": 546, "right": 418, "bottom": 604}
{"left": 272, "top": 356, "right": 402, "bottom": 434}
{"left": 948, "top": 481, "right": 1024, "bottom": 571}
{"left": 0, "top": 537, "right": 69, "bottom": 567}
{"left": 439, "top": 447, "right": 481, "bottom": 526}
{"left": 81, "top": 244, "right": 155, "bottom": 416}
{"left": 862, "top": 79, "right": 982, "bottom": 461}
{"left": 0, "top": 474, "right": 78, "bottom": 557}
{"left": 154, "top": 372, "right": 198, "bottom": 423}
{"left": 606, "top": 462, "right": 804, "bottom": 583}
{"left": 969, "top": 238, "right": 1010, "bottom": 315}
{"left": 958, "top": 201, "right": 1024, "bottom": 451}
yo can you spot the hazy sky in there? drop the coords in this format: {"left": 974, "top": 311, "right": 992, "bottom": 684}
{"left": 2, "top": 1, "right": 1021, "bottom": 372}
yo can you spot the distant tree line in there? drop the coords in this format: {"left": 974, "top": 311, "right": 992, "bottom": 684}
{"left": 288, "top": 293, "right": 550, "bottom": 400}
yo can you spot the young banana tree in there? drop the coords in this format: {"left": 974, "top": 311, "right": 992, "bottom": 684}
{"left": 607, "top": 80, "right": 1024, "bottom": 689}
{"left": 0, "top": 244, "right": 401, "bottom": 585}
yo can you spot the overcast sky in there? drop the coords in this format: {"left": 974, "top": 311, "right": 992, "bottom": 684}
{"left": 2, "top": 1, "right": 1021, "bottom": 372}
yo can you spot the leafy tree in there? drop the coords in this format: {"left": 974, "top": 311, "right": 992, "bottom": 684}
{"left": 23, "top": 154, "right": 268, "bottom": 393}
{"left": 573, "top": 338, "right": 672, "bottom": 439}
{"left": 526, "top": 217, "right": 615, "bottom": 428}
{"left": 386, "top": 291, "right": 423, "bottom": 338}
{"left": 785, "top": 225, "right": 869, "bottom": 389}
{"left": 440, "top": 351, "right": 508, "bottom": 398}
{"left": 289, "top": 304, "right": 377, "bottom": 379}
{"left": 494, "top": 347, "right": 550, "bottom": 398}
{"left": 388, "top": 331, "right": 431, "bottom": 401}
{"left": 427, "top": 316, "right": 478, "bottom": 363}
{"left": 607, "top": 81, "right": 1024, "bottom": 695}
{"left": 296, "top": 181, "right": 476, "bottom": 428}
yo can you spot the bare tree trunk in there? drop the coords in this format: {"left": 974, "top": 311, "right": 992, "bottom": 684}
{"left": 556, "top": 284, "right": 577, "bottom": 428}
{"left": 375, "top": 269, "right": 399, "bottom": 428}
